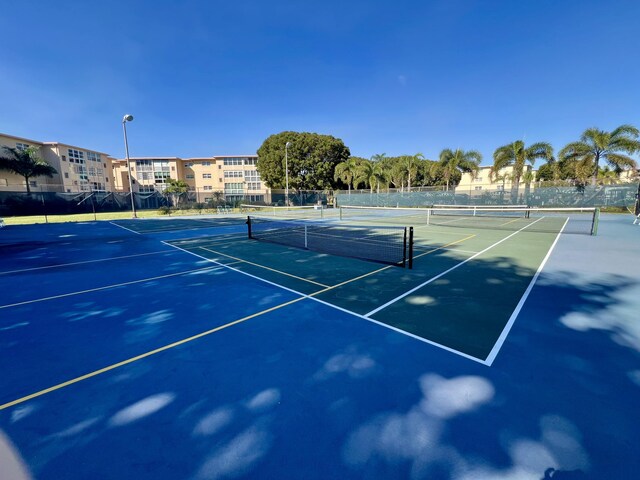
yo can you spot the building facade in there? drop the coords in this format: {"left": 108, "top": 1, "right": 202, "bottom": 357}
{"left": 455, "top": 165, "right": 536, "bottom": 200}
{"left": 0, "top": 133, "right": 114, "bottom": 193}
{"left": 111, "top": 155, "right": 269, "bottom": 204}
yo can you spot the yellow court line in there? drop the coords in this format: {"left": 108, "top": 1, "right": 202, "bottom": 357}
{"left": 0, "top": 295, "right": 306, "bottom": 411}
{"left": 199, "top": 247, "right": 330, "bottom": 288}
{"left": 499, "top": 218, "right": 522, "bottom": 227}
{"left": 0, "top": 233, "right": 476, "bottom": 410}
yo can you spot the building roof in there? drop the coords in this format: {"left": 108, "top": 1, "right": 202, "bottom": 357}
{"left": 0, "top": 132, "right": 44, "bottom": 146}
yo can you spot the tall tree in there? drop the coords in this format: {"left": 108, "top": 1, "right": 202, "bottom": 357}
{"left": 559, "top": 125, "right": 640, "bottom": 186}
{"left": 403, "top": 153, "right": 424, "bottom": 190}
{"left": 0, "top": 146, "right": 57, "bottom": 194}
{"left": 334, "top": 156, "right": 364, "bottom": 193}
{"left": 370, "top": 153, "right": 387, "bottom": 163}
{"left": 492, "top": 141, "right": 552, "bottom": 201}
{"left": 439, "top": 148, "right": 482, "bottom": 191}
{"left": 163, "top": 178, "right": 190, "bottom": 207}
{"left": 355, "top": 160, "right": 388, "bottom": 193}
{"left": 257, "top": 132, "right": 350, "bottom": 191}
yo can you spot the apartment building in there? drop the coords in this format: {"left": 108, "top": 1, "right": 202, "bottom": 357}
{"left": 111, "top": 155, "right": 269, "bottom": 203}
{"left": 455, "top": 165, "right": 535, "bottom": 198}
{"left": 0, "top": 132, "right": 114, "bottom": 193}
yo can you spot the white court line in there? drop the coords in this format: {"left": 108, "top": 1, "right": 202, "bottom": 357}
{"left": 163, "top": 241, "right": 487, "bottom": 364}
{"left": 110, "top": 221, "right": 141, "bottom": 234}
{"left": 170, "top": 233, "right": 249, "bottom": 247}
{"left": 0, "top": 266, "right": 219, "bottom": 310}
{"left": 484, "top": 218, "right": 569, "bottom": 365}
{"left": 0, "top": 250, "right": 177, "bottom": 275}
{"left": 364, "top": 217, "right": 546, "bottom": 318}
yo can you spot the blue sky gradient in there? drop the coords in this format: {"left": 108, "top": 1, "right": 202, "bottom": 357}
{"left": 1, "top": 0, "right": 638, "bottom": 165}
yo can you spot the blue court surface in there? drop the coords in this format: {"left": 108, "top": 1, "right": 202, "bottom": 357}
{"left": 1, "top": 214, "right": 639, "bottom": 479}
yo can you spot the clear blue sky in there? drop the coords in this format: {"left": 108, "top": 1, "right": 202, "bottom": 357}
{"left": 1, "top": 0, "right": 638, "bottom": 165}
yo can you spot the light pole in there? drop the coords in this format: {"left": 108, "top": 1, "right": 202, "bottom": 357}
{"left": 122, "top": 114, "right": 137, "bottom": 218}
{"left": 285, "top": 141, "right": 291, "bottom": 206}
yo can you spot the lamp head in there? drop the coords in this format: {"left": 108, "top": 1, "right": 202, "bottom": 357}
{"left": 285, "top": 142, "right": 291, "bottom": 148}
{"left": 123, "top": 114, "right": 134, "bottom": 123}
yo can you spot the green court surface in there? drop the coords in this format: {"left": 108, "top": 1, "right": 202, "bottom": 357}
{"left": 168, "top": 217, "right": 561, "bottom": 362}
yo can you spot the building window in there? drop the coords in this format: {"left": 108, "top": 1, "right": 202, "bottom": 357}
{"left": 246, "top": 182, "right": 261, "bottom": 190}
{"left": 139, "top": 185, "right": 155, "bottom": 193}
{"left": 136, "top": 160, "right": 153, "bottom": 171}
{"left": 87, "top": 152, "right": 100, "bottom": 162}
{"left": 222, "top": 158, "right": 244, "bottom": 166}
{"left": 202, "top": 161, "right": 212, "bottom": 166}
{"left": 244, "top": 158, "right": 257, "bottom": 166}
{"left": 246, "top": 194, "right": 264, "bottom": 202}
{"left": 68, "top": 149, "right": 85, "bottom": 164}
{"left": 244, "top": 170, "right": 261, "bottom": 182}
{"left": 62, "top": 155, "right": 67, "bottom": 161}
{"left": 16, "top": 142, "right": 30, "bottom": 151}
{"left": 203, "top": 186, "right": 213, "bottom": 191}
{"left": 224, "top": 171, "right": 243, "bottom": 178}
{"left": 154, "top": 172, "right": 171, "bottom": 183}
{"left": 184, "top": 163, "right": 194, "bottom": 168}
{"left": 474, "top": 177, "right": 483, "bottom": 182}
{"left": 64, "top": 173, "right": 69, "bottom": 179}
{"left": 171, "top": 166, "right": 175, "bottom": 171}
{"left": 186, "top": 174, "right": 194, "bottom": 179}
{"left": 496, "top": 185, "right": 504, "bottom": 191}
{"left": 474, "top": 186, "right": 482, "bottom": 191}
{"left": 224, "top": 183, "right": 244, "bottom": 194}
{"left": 203, "top": 173, "right": 212, "bottom": 179}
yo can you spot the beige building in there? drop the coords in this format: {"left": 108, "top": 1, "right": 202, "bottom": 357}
{"left": 0, "top": 132, "right": 114, "bottom": 193}
{"left": 111, "top": 155, "right": 268, "bottom": 204}
{"left": 455, "top": 165, "right": 535, "bottom": 199}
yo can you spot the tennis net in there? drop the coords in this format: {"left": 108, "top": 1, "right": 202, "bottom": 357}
{"left": 240, "top": 204, "right": 325, "bottom": 219}
{"left": 247, "top": 216, "right": 413, "bottom": 267}
{"left": 339, "top": 206, "right": 599, "bottom": 235}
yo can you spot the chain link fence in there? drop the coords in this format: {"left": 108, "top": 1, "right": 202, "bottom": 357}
{"left": 335, "top": 183, "right": 640, "bottom": 209}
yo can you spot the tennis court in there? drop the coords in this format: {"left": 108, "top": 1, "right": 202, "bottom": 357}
{"left": 1, "top": 209, "right": 639, "bottom": 479}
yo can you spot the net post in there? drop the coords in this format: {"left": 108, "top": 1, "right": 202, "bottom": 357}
{"left": 339, "top": 207, "right": 343, "bottom": 221}
{"left": 426, "top": 208, "right": 431, "bottom": 225}
{"left": 304, "top": 225, "right": 308, "bottom": 248}
{"left": 592, "top": 208, "right": 600, "bottom": 236}
{"left": 246, "top": 216, "right": 252, "bottom": 239}
{"left": 408, "top": 227, "right": 414, "bottom": 269}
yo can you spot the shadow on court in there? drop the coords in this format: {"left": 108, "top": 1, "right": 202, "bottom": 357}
{"left": 0, "top": 260, "right": 638, "bottom": 479}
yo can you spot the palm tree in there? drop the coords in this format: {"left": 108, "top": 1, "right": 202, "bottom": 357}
{"left": 388, "top": 160, "right": 407, "bottom": 191}
{"left": 404, "top": 153, "right": 424, "bottom": 190}
{"left": 211, "top": 190, "right": 225, "bottom": 206}
{"left": 493, "top": 140, "right": 552, "bottom": 201}
{"left": 559, "top": 125, "right": 640, "bottom": 186}
{"left": 439, "top": 148, "right": 482, "bottom": 191}
{"left": 355, "top": 160, "right": 388, "bottom": 193}
{"left": 0, "top": 146, "right": 57, "bottom": 193}
{"left": 370, "top": 153, "right": 387, "bottom": 163}
{"left": 334, "top": 157, "right": 362, "bottom": 194}
{"left": 163, "top": 178, "right": 190, "bottom": 207}
{"left": 597, "top": 166, "right": 622, "bottom": 185}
